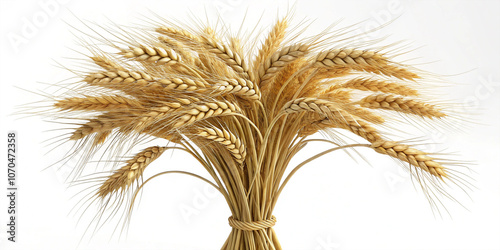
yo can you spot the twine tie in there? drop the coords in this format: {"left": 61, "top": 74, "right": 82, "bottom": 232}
{"left": 228, "top": 216, "right": 277, "bottom": 231}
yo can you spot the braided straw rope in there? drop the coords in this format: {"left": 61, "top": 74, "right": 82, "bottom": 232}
{"left": 228, "top": 216, "right": 277, "bottom": 231}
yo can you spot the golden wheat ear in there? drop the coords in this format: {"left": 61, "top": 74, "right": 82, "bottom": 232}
{"left": 370, "top": 140, "right": 447, "bottom": 179}
{"left": 335, "top": 77, "right": 419, "bottom": 96}
{"left": 252, "top": 17, "right": 289, "bottom": 85}
{"left": 197, "top": 127, "right": 246, "bottom": 165}
{"left": 357, "top": 94, "right": 446, "bottom": 119}
{"left": 314, "top": 48, "right": 419, "bottom": 80}
{"left": 97, "top": 146, "right": 166, "bottom": 198}
{"left": 54, "top": 95, "right": 143, "bottom": 112}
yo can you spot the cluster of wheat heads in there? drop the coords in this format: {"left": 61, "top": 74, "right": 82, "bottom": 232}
{"left": 48, "top": 15, "right": 472, "bottom": 250}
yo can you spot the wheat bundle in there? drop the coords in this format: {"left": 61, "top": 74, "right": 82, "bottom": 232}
{"left": 48, "top": 13, "right": 470, "bottom": 249}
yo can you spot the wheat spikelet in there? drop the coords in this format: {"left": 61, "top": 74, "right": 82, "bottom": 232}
{"left": 370, "top": 140, "right": 446, "bottom": 178}
{"left": 97, "top": 146, "right": 166, "bottom": 198}
{"left": 197, "top": 127, "right": 246, "bottom": 164}
{"left": 359, "top": 94, "right": 446, "bottom": 118}
{"left": 314, "top": 49, "right": 419, "bottom": 80}
{"left": 298, "top": 112, "right": 382, "bottom": 142}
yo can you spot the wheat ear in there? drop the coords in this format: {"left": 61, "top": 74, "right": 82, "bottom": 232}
{"left": 97, "top": 146, "right": 166, "bottom": 198}
{"left": 337, "top": 78, "right": 418, "bottom": 96}
{"left": 173, "top": 101, "right": 241, "bottom": 128}
{"left": 197, "top": 127, "right": 246, "bottom": 164}
{"left": 90, "top": 55, "right": 125, "bottom": 71}
{"left": 314, "top": 49, "right": 419, "bottom": 80}
{"left": 253, "top": 17, "right": 289, "bottom": 83}
{"left": 84, "top": 70, "right": 153, "bottom": 86}
{"left": 258, "top": 44, "right": 309, "bottom": 88}
{"left": 215, "top": 77, "right": 261, "bottom": 100}
{"left": 201, "top": 31, "right": 251, "bottom": 80}
{"left": 358, "top": 94, "right": 446, "bottom": 118}
{"left": 371, "top": 140, "right": 446, "bottom": 178}
{"left": 284, "top": 98, "right": 382, "bottom": 142}
{"left": 121, "top": 45, "right": 181, "bottom": 65}
{"left": 70, "top": 111, "right": 139, "bottom": 141}
{"left": 54, "top": 95, "right": 142, "bottom": 111}
{"left": 156, "top": 26, "right": 202, "bottom": 44}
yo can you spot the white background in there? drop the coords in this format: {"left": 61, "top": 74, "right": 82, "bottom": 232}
{"left": 1, "top": 0, "right": 499, "bottom": 249}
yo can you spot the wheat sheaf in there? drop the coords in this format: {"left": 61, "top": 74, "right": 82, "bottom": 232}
{"left": 49, "top": 13, "right": 471, "bottom": 249}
